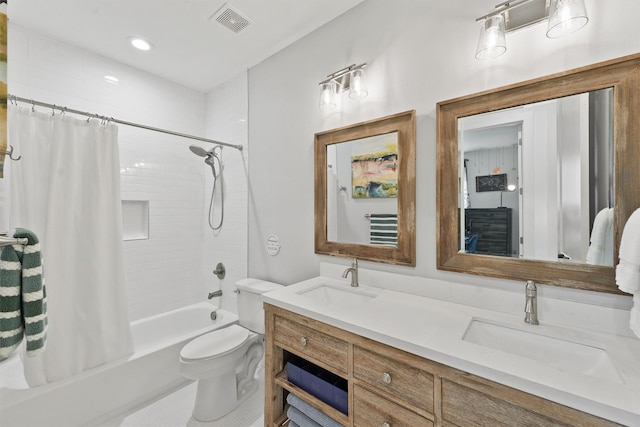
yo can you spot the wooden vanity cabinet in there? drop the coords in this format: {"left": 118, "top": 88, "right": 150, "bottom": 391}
{"left": 264, "top": 304, "right": 620, "bottom": 427}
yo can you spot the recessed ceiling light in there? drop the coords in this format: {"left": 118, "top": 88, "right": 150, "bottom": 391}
{"left": 104, "top": 75, "right": 120, "bottom": 84}
{"left": 128, "top": 37, "right": 153, "bottom": 51}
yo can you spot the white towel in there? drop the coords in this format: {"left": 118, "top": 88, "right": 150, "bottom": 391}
{"left": 586, "top": 207, "right": 614, "bottom": 266}
{"left": 631, "top": 295, "right": 640, "bottom": 338}
{"left": 616, "top": 208, "right": 640, "bottom": 294}
{"left": 616, "top": 207, "right": 640, "bottom": 338}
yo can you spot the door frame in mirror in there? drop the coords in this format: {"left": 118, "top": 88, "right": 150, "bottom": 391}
{"left": 315, "top": 110, "right": 416, "bottom": 266}
{"left": 437, "top": 54, "right": 640, "bottom": 293}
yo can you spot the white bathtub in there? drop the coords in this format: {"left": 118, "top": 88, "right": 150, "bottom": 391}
{"left": 0, "top": 302, "right": 238, "bottom": 427}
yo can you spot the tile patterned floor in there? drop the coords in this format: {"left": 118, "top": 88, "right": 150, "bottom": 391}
{"left": 101, "top": 378, "right": 264, "bottom": 427}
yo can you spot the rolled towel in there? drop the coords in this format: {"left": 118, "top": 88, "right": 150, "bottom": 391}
{"left": 287, "top": 406, "right": 322, "bottom": 427}
{"left": 287, "top": 394, "right": 344, "bottom": 427}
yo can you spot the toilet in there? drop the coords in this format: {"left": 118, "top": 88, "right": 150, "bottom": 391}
{"left": 179, "top": 278, "right": 283, "bottom": 421}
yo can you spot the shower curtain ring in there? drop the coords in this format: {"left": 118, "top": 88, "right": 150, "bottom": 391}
{"left": 52, "top": 105, "right": 56, "bottom": 116}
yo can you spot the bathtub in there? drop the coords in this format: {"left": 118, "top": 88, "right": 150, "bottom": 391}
{"left": 0, "top": 302, "right": 238, "bottom": 427}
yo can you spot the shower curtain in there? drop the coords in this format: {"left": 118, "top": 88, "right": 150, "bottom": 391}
{"left": 8, "top": 106, "right": 133, "bottom": 386}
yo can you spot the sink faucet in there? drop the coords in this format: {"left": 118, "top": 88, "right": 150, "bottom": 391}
{"left": 342, "top": 258, "right": 359, "bottom": 287}
{"left": 524, "top": 280, "right": 539, "bottom": 325}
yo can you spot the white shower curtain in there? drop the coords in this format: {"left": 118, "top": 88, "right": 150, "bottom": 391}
{"left": 9, "top": 106, "right": 133, "bottom": 386}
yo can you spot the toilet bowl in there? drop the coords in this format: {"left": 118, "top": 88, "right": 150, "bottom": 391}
{"left": 179, "top": 278, "right": 283, "bottom": 422}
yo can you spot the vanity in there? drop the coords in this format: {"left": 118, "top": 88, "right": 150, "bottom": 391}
{"left": 263, "top": 277, "right": 640, "bottom": 426}
{"left": 284, "top": 54, "right": 640, "bottom": 427}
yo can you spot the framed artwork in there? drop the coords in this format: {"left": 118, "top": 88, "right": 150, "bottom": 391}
{"left": 351, "top": 145, "right": 398, "bottom": 198}
{"left": 475, "top": 173, "right": 507, "bottom": 192}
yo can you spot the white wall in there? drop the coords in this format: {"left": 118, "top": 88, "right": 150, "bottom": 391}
{"left": 3, "top": 24, "right": 230, "bottom": 321}
{"left": 247, "top": 0, "right": 640, "bottom": 312}
{"left": 202, "top": 72, "right": 249, "bottom": 315}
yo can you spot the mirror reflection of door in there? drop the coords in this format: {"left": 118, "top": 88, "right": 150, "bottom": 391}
{"left": 459, "top": 88, "right": 614, "bottom": 265}
{"left": 327, "top": 132, "right": 399, "bottom": 246}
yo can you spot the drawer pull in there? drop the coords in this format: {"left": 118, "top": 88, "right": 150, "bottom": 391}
{"left": 300, "top": 336, "right": 309, "bottom": 346}
{"left": 381, "top": 372, "right": 392, "bottom": 384}
{"left": 382, "top": 422, "right": 391, "bottom": 427}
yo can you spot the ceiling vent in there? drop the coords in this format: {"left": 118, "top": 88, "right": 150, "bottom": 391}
{"left": 210, "top": 3, "right": 253, "bottom": 34}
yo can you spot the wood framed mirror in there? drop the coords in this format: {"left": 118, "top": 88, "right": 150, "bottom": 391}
{"left": 437, "top": 54, "right": 640, "bottom": 293}
{"left": 315, "top": 110, "right": 416, "bottom": 266}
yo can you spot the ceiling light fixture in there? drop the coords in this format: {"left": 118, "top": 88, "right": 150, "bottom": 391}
{"left": 475, "top": 0, "right": 589, "bottom": 60}
{"left": 318, "top": 63, "right": 368, "bottom": 109}
{"left": 128, "top": 37, "right": 153, "bottom": 51}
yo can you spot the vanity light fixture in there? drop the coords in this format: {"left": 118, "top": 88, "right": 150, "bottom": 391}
{"left": 318, "top": 63, "right": 368, "bottom": 109}
{"left": 475, "top": 0, "right": 589, "bottom": 60}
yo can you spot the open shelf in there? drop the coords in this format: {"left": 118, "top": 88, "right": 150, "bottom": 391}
{"left": 275, "top": 369, "right": 350, "bottom": 426}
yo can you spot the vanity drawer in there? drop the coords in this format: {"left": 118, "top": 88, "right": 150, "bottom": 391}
{"left": 354, "top": 385, "right": 433, "bottom": 427}
{"left": 273, "top": 315, "right": 348, "bottom": 374}
{"left": 353, "top": 346, "right": 434, "bottom": 413}
{"left": 441, "top": 379, "right": 621, "bottom": 427}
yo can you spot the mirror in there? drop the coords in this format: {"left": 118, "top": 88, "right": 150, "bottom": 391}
{"left": 315, "top": 111, "right": 416, "bottom": 266}
{"left": 437, "top": 54, "right": 640, "bottom": 293}
{"left": 459, "top": 88, "right": 614, "bottom": 265}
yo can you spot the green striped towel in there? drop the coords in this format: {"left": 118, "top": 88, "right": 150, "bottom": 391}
{"left": 369, "top": 214, "right": 398, "bottom": 246}
{"left": 0, "top": 228, "right": 47, "bottom": 359}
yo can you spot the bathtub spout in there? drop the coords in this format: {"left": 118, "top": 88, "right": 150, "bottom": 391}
{"left": 208, "top": 290, "right": 223, "bottom": 299}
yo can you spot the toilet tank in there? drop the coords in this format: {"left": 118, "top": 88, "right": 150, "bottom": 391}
{"left": 236, "top": 278, "right": 283, "bottom": 334}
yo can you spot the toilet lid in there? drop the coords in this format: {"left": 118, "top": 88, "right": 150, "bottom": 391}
{"left": 180, "top": 325, "right": 249, "bottom": 361}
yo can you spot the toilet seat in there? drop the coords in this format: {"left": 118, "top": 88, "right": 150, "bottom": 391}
{"left": 180, "top": 325, "right": 249, "bottom": 361}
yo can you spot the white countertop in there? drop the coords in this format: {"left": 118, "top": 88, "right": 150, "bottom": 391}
{"left": 262, "top": 276, "right": 640, "bottom": 426}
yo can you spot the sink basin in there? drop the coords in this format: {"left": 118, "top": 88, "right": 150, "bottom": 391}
{"left": 296, "top": 284, "right": 377, "bottom": 307}
{"left": 462, "top": 318, "right": 623, "bottom": 384}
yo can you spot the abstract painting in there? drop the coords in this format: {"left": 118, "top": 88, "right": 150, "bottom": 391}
{"left": 352, "top": 142, "right": 398, "bottom": 198}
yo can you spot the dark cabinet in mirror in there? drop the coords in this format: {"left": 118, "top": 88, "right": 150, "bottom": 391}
{"left": 315, "top": 111, "right": 416, "bottom": 266}
{"left": 437, "top": 54, "right": 640, "bottom": 293}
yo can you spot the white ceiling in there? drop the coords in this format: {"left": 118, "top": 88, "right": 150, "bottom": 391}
{"left": 9, "top": 0, "right": 366, "bottom": 92}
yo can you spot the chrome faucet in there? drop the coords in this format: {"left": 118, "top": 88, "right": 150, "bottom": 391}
{"left": 342, "top": 258, "right": 359, "bottom": 287}
{"left": 524, "top": 280, "right": 539, "bottom": 325}
{"left": 208, "top": 289, "right": 223, "bottom": 299}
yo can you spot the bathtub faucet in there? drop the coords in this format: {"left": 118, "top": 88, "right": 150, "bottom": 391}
{"left": 208, "top": 290, "right": 223, "bottom": 299}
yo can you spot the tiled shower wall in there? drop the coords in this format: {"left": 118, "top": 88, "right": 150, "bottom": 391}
{"left": 2, "top": 24, "right": 248, "bottom": 321}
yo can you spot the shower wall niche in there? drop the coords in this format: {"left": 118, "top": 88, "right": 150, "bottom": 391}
{"left": 122, "top": 200, "right": 149, "bottom": 241}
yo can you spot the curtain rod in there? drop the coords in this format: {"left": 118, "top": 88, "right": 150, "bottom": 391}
{"left": 8, "top": 94, "right": 243, "bottom": 152}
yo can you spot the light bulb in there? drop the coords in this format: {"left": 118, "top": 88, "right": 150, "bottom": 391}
{"left": 349, "top": 68, "right": 368, "bottom": 100}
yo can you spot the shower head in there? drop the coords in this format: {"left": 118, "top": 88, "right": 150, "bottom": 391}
{"left": 189, "top": 145, "right": 210, "bottom": 157}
